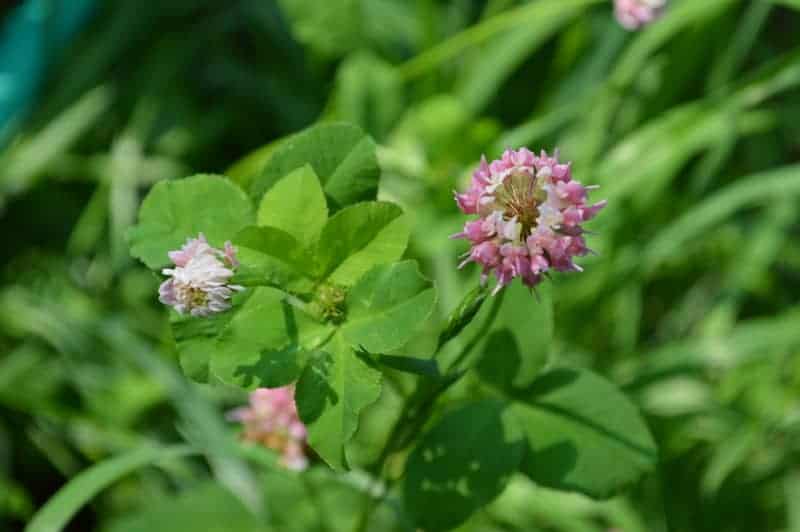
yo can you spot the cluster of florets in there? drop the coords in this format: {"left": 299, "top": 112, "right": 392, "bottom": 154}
{"left": 158, "top": 233, "right": 243, "bottom": 316}
{"left": 227, "top": 387, "right": 309, "bottom": 471}
{"left": 453, "top": 148, "right": 606, "bottom": 294}
{"left": 614, "top": 0, "right": 667, "bottom": 30}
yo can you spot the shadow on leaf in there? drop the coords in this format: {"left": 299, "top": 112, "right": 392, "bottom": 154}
{"left": 521, "top": 368, "right": 653, "bottom": 459}
{"left": 519, "top": 440, "right": 578, "bottom": 488}
{"left": 233, "top": 345, "right": 303, "bottom": 388}
{"left": 295, "top": 351, "right": 339, "bottom": 424}
{"left": 404, "top": 400, "right": 525, "bottom": 531}
{"left": 231, "top": 300, "right": 304, "bottom": 388}
{"left": 476, "top": 328, "right": 522, "bottom": 392}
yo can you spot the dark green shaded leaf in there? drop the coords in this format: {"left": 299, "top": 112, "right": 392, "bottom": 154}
{"left": 375, "top": 354, "right": 443, "bottom": 379}
{"left": 510, "top": 368, "right": 657, "bottom": 499}
{"left": 404, "top": 400, "right": 525, "bottom": 531}
{"left": 473, "top": 282, "right": 553, "bottom": 391}
{"left": 475, "top": 328, "right": 521, "bottom": 393}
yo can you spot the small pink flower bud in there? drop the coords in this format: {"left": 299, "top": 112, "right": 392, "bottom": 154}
{"left": 227, "top": 386, "right": 309, "bottom": 471}
{"left": 614, "top": 0, "right": 667, "bottom": 31}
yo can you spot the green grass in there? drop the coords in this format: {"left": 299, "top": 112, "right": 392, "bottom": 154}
{"left": 1, "top": 0, "right": 799, "bottom": 531}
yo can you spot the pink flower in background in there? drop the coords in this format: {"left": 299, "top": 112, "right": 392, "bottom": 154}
{"left": 614, "top": 0, "right": 667, "bottom": 30}
{"left": 159, "top": 233, "right": 243, "bottom": 316}
{"left": 453, "top": 148, "right": 606, "bottom": 294}
{"left": 227, "top": 387, "right": 309, "bottom": 471}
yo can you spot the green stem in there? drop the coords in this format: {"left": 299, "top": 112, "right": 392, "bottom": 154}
{"left": 446, "top": 288, "right": 506, "bottom": 373}
{"left": 353, "top": 486, "right": 380, "bottom": 532}
{"left": 352, "top": 289, "right": 508, "bottom": 531}
{"left": 302, "top": 474, "right": 332, "bottom": 532}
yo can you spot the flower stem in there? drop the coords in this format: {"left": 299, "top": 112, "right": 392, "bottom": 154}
{"left": 446, "top": 287, "right": 506, "bottom": 373}
{"left": 351, "top": 287, "right": 509, "bottom": 531}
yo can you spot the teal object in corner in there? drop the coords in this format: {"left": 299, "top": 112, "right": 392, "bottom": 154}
{"left": 0, "top": 0, "right": 95, "bottom": 145}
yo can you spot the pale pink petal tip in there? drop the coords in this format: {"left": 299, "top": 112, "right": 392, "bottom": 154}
{"left": 614, "top": 0, "right": 667, "bottom": 30}
{"left": 159, "top": 233, "right": 243, "bottom": 316}
{"left": 453, "top": 148, "right": 606, "bottom": 293}
{"left": 227, "top": 386, "right": 309, "bottom": 471}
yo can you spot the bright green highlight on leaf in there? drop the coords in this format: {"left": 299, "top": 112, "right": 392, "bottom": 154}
{"left": 257, "top": 164, "right": 328, "bottom": 246}
{"left": 314, "top": 201, "right": 409, "bottom": 285}
{"left": 241, "top": 172, "right": 410, "bottom": 291}
{"left": 291, "top": 260, "right": 435, "bottom": 470}
{"left": 128, "top": 174, "right": 254, "bottom": 269}
{"left": 295, "top": 335, "right": 382, "bottom": 470}
{"left": 233, "top": 225, "right": 316, "bottom": 292}
{"left": 249, "top": 122, "right": 380, "bottom": 211}
{"left": 212, "top": 287, "right": 334, "bottom": 390}
{"left": 341, "top": 260, "right": 436, "bottom": 353}
{"left": 171, "top": 303, "right": 243, "bottom": 384}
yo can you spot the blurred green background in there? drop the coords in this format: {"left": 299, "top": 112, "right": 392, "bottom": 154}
{"left": 1, "top": 0, "right": 800, "bottom": 531}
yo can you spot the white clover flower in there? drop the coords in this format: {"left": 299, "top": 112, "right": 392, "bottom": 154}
{"left": 158, "top": 233, "right": 243, "bottom": 316}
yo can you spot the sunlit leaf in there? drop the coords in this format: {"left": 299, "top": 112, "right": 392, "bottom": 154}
{"left": 171, "top": 305, "right": 240, "bottom": 384}
{"left": 233, "top": 225, "right": 316, "bottom": 292}
{"left": 128, "top": 174, "right": 254, "bottom": 269}
{"left": 341, "top": 261, "right": 436, "bottom": 353}
{"left": 250, "top": 123, "right": 379, "bottom": 211}
{"left": 295, "top": 335, "right": 382, "bottom": 470}
{"left": 315, "top": 201, "right": 409, "bottom": 286}
{"left": 211, "top": 287, "right": 333, "bottom": 390}
{"left": 256, "top": 164, "right": 328, "bottom": 246}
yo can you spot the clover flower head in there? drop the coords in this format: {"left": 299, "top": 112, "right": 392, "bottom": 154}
{"left": 453, "top": 148, "right": 606, "bottom": 294}
{"left": 158, "top": 233, "right": 244, "bottom": 316}
{"left": 227, "top": 386, "right": 308, "bottom": 471}
{"left": 614, "top": 0, "right": 667, "bottom": 30}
